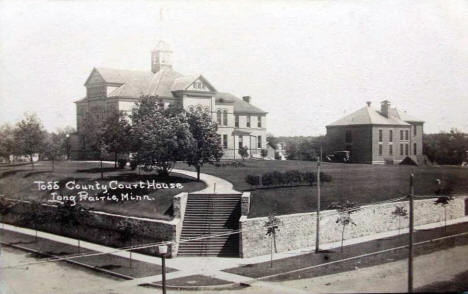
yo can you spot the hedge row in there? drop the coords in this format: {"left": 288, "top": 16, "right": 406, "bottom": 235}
{"left": 245, "top": 170, "right": 332, "bottom": 187}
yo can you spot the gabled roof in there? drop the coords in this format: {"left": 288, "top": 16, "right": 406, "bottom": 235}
{"left": 389, "top": 108, "right": 424, "bottom": 123}
{"left": 171, "top": 74, "right": 217, "bottom": 92}
{"left": 81, "top": 67, "right": 267, "bottom": 115}
{"left": 327, "top": 105, "right": 410, "bottom": 127}
{"left": 87, "top": 67, "right": 154, "bottom": 85}
{"left": 216, "top": 92, "right": 267, "bottom": 114}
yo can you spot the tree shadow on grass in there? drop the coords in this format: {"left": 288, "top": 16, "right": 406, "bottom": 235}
{"left": 0, "top": 170, "right": 27, "bottom": 179}
{"left": 23, "top": 171, "right": 51, "bottom": 178}
{"left": 104, "top": 173, "right": 197, "bottom": 183}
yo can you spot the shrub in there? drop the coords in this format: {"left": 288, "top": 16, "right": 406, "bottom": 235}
{"left": 261, "top": 149, "right": 268, "bottom": 159}
{"left": 284, "top": 170, "right": 302, "bottom": 184}
{"left": 245, "top": 175, "right": 260, "bottom": 186}
{"left": 130, "top": 160, "right": 138, "bottom": 170}
{"left": 118, "top": 159, "right": 127, "bottom": 169}
{"left": 320, "top": 172, "right": 332, "bottom": 182}
{"left": 303, "top": 171, "right": 316, "bottom": 185}
{"left": 274, "top": 151, "right": 282, "bottom": 160}
{"left": 262, "top": 172, "right": 274, "bottom": 186}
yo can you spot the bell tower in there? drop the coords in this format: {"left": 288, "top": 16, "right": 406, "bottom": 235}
{"left": 151, "top": 40, "right": 172, "bottom": 73}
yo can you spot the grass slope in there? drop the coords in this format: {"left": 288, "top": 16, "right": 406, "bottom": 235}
{"left": 175, "top": 160, "right": 468, "bottom": 218}
{"left": 0, "top": 161, "right": 205, "bottom": 220}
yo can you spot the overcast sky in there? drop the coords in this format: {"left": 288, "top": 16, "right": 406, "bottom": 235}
{"left": 1, "top": 0, "right": 467, "bottom": 136}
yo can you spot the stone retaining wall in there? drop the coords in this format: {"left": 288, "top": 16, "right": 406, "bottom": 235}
{"left": 239, "top": 196, "right": 467, "bottom": 258}
{"left": 0, "top": 192, "right": 188, "bottom": 257}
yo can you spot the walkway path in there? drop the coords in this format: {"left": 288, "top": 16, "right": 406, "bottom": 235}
{"left": 81, "top": 160, "right": 240, "bottom": 194}
{"left": 172, "top": 168, "right": 240, "bottom": 194}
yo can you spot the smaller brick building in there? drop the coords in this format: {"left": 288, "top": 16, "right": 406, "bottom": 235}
{"left": 326, "top": 101, "right": 424, "bottom": 164}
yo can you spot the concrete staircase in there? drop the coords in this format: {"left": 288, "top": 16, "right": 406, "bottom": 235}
{"left": 178, "top": 194, "right": 241, "bottom": 257}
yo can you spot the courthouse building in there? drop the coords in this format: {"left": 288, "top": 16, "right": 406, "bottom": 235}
{"left": 71, "top": 41, "right": 267, "bottom": 159}
{"left": 326, "top": 100, "right": 424, "bottom": 164}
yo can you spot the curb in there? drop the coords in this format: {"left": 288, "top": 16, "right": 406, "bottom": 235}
{"left": 140, "top": 281, "right": 249, "bottom": 291}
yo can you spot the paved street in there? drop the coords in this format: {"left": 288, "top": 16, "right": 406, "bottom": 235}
{"left": 2, "top": 242, "right": 468, "bottom": 293}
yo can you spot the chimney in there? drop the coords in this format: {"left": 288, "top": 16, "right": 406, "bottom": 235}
{"left": 381, "top": 100, "right": 390, "bottom": 117}
{"left": 242, "top": 96, "right": 251, "bottom": 103}
{"left": 366, "top": 101, "right": 372, "bottom": 107}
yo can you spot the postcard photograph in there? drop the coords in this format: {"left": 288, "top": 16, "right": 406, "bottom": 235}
{"left": 1, "top": 1, "right": 468, "bottom": 293}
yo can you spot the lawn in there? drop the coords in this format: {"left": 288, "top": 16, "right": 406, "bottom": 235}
{"left": 175, "top": 160, "right": 468, "bottom": 218}
{"left": 0, "top": 161, "right": 205, "bottom": 220}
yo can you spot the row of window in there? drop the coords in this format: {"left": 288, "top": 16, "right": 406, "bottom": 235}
{"left": 378, "top": 129, "right": 413, "bottom": 142}
{"left": 217, "top": 110, "right": 263, "bottom": 128}
{"left": 378, "top": 143, "right": 417, "bottom": 156}
{"left": 221, "top": 135, "right": 263, "bottom": 149}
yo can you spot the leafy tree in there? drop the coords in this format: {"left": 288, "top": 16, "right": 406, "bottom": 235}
{"left": 392, "top": 206, "right": 408, "bottom": 235}
{"left": 102, "top": 111, "right": 132, "bottom": 168}
{"left": 0, "top": 124, "right": 15, "bottom": 163}
{"left": 264, "top": 213, "right": 281, "bottom": 267}
{"left": 186, "top": 109, "right": 223, "bottom": 181}
{"left": 285, "top": 141, "right": 298, "bottom": 160}
{"left": 238, "top": 146, "right": 249, "bottom": 161}
{"left": 43, "top": 132, "right": 66, "bottom": 171}
{"left": 81, "top": 113, "right": 106, "bottom": 179}
{"left": 424, "top": 129, "right": 468, "bottom": 165}
{"left": 266, "top": 133, "right": 279, "bottom": 149}
{"left": 132, "top": 97, "right": 194, "bottom": 176}
{"left": 434, "top": 179, "right": 454, "bottom": 232}
{"left": 261, "top": 149, "right": 268, "bottom": 159}
{"left": 14, "top": 113, "right": 46, "bottom": 169}
{"left": 332, "top": 200, "right": 360, "bottom": 253}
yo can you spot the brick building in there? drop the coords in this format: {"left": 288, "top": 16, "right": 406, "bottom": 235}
{"left": 71, "top": 41, "right": 267, "bottom": 159}
{"left": 326, "top": 101, "right": 424, "bottom": 164}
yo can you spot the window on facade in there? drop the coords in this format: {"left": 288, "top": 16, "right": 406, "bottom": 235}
{"left": 223, "top": 110, "right": 228, "bottom": 126}
{"left": 257, "top": 136, "right": 262, "bottom": 149}
{"left": 87, "top": 86, "right": 106, "bottom": 98}
{"left": 414, "top": 126, "right": 417, "bottom": 136}
{"left": 378, "top": 144, "right": 383, "bottom": 156}
{"left": 389, "top": 144, "right": 393, "bottom": 155}
{"left": 345, "top": 130, "right": 352, "bottom": 143}
{"left": 247, "top": 116, "right": 251, "bottom": 128}
{"left": 405, "top": 130, "right": 409, "bottom": 140}
{"left": 235, "top": 115, "right": 239, "bottom": 127}
{"left": 257, "top": 116, "right": 262, "bottom": 128}
{"left": 379, "top": 129, "right": 383, "bottom": 142}
{"left": 413, "top": 143, "right": 417, "bottom": 155}
{"left": 389, "top": 130, "right": 393, "bottom": 142}
{"left": 405, "top": 144, "right": 409, "bottom": 155}
{"left": 223, "top": 134, "right": 228, "bottom": 149}
{"left": 238, "top": 136, "right": 243, "bottom": 149}
{"left": 217, "top": 109, "right": 221, "bottom": 125}
{"left": 400, "top": 130, "right": 404, "bottom": 140}
{"left": 400, "top": 144, "right": 404, "bottom": 155}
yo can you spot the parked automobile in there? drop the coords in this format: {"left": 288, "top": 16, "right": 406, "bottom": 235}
{"left": 325, "top": 151, "right": 351, "bottom": 163}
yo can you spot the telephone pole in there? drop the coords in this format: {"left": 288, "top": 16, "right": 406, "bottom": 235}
{"left": 315, "top": 143, "right": 322, "bottom": 253}
{"left": 408, "top": 173, "right": 415, "bottom": 293}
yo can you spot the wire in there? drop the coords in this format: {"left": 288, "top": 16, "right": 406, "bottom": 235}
{"left": 0, "top": 193, "right": 453, "bottom": 270}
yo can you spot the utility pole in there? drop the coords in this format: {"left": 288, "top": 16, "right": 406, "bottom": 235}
{"left": 408, "top": 173, "right": 415, "bottom": 293}
{"left": 315, "top": 150, "right": 321, "bottom": 253}
{"left": 158, "top": 245, "right": 168, "bottom": 294}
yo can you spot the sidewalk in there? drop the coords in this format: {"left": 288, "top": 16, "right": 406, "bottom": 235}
{"left": 2, "top": 216, "right": 468, "bottom": 290}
